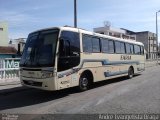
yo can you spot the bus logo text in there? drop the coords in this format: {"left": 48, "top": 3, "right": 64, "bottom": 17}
{"left": 121, "top": 55, "right": 131, "bottom": 60}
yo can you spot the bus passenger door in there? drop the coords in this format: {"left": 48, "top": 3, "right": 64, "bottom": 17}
{"left": 57, "top": 31, "right": 80, "bottom": 89}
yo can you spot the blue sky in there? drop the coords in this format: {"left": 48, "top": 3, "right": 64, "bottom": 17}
{"left": 0, "top": 0, "right": 160, "bottom": 41}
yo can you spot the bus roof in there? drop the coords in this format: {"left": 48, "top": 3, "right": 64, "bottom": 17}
{"left": 30, "top": 26, "right": 144, "bottom": 46}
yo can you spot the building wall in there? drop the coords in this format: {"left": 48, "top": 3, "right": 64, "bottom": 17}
{"left": 9, "top": 38, "right": 26, "bottom": 54}
{"left": 136, "top": 31, "right": 157, "bottom": 59}
{"left": 0, "top": 22, "right": 8, "bottom": 46}
{"left": 93, "top": 26, "right": 136, "bottom": 41}
{"left": 136, "top": 32, "right": 148, "bottom": 52}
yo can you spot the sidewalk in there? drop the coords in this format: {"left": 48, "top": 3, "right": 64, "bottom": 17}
{"left": 145, "top": 60, "right": 160, "bottom": 68}
{"left": 0, "top": 78, "right": 28, "bottom": 95}
{"left": 0, "top": 78, "right": 20, "bottom": 85}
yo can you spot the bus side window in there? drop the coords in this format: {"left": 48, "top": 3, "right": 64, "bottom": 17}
{"left": 130, "top": 44, "right": 134, "bottom": 54}
{"left": 120, "top": 42, "right": 125, "bottom": 54}
{"left": 134, "top": 45, "right": 141, "bottom": 55}
{"left": 108, "top": 40, "right": 115, "bottom": 53}
{"left": 140, "top": 46, "right": 144, "bottom": 55}
{"left": 58, "top": 31, "right": 80, "bottom": 72}
{"left": 126, "top": 43, "right": 131, "bottom": 54}
{"left": 101, "top": 38, "right": 109, "bottom": 53}
{"left": 92, "top": 37, "right": 100, "bottom": 53}
{"left": 59, "top": 39, "right": 64, "bottom": 56}
{"left": 82, "top": 35, "right": 92, "bottom": 52}
{"left": 115, "top": 41, "right": 121, "bottom": 53}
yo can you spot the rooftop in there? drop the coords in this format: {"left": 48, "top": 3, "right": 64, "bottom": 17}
{"left": 0, "top": 46, "right": 17, "bottom": 54}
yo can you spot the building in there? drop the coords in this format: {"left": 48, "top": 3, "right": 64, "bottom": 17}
{"left": 0, "top": 46, "right": 17, "bottom": 58}
{"left": 9, "top": 38, "right": 26, "bottom": 55}
{"left": 94, "top": 25, "right": 159, "bottom": 60}
{"left": 136, "top": 31, "right": 157, "bottom": 59}
{"left": 93, "top": 26, "right": 136, "bottom": 41}
{"left": 0, "top": 21, "right": 8, "bottom": 46}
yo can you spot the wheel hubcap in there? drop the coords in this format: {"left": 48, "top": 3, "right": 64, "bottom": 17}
{"left": 82, "top": 78, "right": 88, "bottom": 87}
{"left": 129, "top": 70, "right": 133, "bottom": 77}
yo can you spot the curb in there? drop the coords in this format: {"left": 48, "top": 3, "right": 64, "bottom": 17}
{"left": 0, "top": 81, "right": 20, "bottom": 86}
{"left": 145, "top": 64, "right": 159, "bottom": 68}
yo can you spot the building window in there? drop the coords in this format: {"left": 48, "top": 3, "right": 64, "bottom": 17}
{"left": 109, "top": 32, "right": 113, "bottom": 36}
{"left": 0, "top": 28, "right": 3, "bottom": 31}
{"left": 100, "top": 32, "right": 104, "bottom": 34}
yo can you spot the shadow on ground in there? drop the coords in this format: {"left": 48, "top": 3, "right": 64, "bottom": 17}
{"left": 0, "top": 74, "right": 140, "bottom": 111}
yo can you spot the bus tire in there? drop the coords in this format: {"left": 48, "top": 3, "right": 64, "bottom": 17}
{"left": 78, "top": 74, "right": 90, "bottom": 91}
{"left": 128, "top": 67, "right": 134, "bottom": 79}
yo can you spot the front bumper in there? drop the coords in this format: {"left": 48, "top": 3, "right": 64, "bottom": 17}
{"left": 20, "top": 76, "right": 57, "bottom": 91}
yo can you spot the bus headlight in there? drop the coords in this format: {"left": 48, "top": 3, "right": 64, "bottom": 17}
{"left": 41, "top": 71, "right": 54, "bottom": 78}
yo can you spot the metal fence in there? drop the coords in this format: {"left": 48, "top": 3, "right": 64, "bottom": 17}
{"left": 0, "top": 58, "right": 20, "bottom": 79}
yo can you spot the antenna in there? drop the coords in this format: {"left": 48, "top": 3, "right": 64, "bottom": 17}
{"left": 104, "top": 21, "right": 111, "bottom": 28}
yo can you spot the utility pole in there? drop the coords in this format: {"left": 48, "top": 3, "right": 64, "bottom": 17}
{"left": 74, "top": 0, "right": 77, "bottom": 28}
{"left": 156, "top": 10, "right": 160, "bottom": 62}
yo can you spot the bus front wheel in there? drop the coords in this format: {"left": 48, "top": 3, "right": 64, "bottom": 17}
{"left": 128, "top": 67, "right": 134, "bottom": 79}
{"left": 78, "top": 74, "right": 90, "bottom": 91}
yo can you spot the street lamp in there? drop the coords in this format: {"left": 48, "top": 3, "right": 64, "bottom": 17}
{"left": 74, "top": 0, "right": 77, "bottom": 28}
{"left": 156, "top": 10, "right": 160, "bottom": 61}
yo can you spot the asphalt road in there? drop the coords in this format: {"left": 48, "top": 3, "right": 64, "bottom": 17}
{"left": 0, "top": 66, "right": 160, "bottom": 119}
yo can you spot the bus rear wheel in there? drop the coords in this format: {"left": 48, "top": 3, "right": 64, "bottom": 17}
{"left": 78, "top": 74, "right": 90, "bottom": 91}
{"left": 128, "top": 67, "right": 134, "bottom": 79}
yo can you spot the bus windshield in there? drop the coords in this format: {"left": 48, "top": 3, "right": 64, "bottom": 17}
{"left": 20, "top": 29, "right": 59, "bottom": 67}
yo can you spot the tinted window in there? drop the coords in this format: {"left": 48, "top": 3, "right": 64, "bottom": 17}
{"left": 82, "top": 35, "right": 100, "bottom": 53}
{"left": 82, "top": 35, "right": 92, "bottom": 52}
{"left": 115, "top": 41, "right": 125, "bottom": 54}
{"left": 58, "top": 31, "right": 80, "bottom": 72}
{"left": 126, "top": 43, "right": 131, "bottom": 54}
{"left": 120, "top": 42, "right": 125, "bottom": 54}
{"left": 141, "top": 46, "right": 144, "bottom": 55}
{"left": 20, "top": 30, "right": 59, "bottom": 67}
{"left": 108, "top": 40, "right": 114, "bottom": 53}
{"left": 130, "top": 44, "right": 134, "bottom": 54}
{"left": 92, "top": 37, "right": 100, "bottom": 52}
{"left": 60, "top": 31, "right": 80, "bottom": 56}
{"left": 115, "top": 41, "right": 121, "bottom": 53}
{"left": 134, "top": 45, "right": 141, "bottom": 54}
{"left": 101, "top": 39, "right": 109, "bottom": 53}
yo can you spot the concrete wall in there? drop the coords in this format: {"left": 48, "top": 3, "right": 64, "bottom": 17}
{"left": 145, "top": 60, "right": 160, "bottom": 68}
{"left": 0, "top": 21, "right": 8, "bottom": 46}
{"left": 136, "top": 32, "right": 148, "bottom": 52}
{"left": 136, "top": 31, "right": 157, "bottom": 60}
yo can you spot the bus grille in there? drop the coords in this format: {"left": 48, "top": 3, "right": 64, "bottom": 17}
{"left": 23, "top": 80, "right": 42, "bottom": 87}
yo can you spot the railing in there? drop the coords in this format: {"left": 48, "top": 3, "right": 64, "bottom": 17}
{"left": 0, "top": 58, "right": 20, "bottom": 79}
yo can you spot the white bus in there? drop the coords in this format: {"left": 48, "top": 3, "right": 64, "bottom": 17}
{"left": 20, "top": 26, "right": 145, "bottom": 91}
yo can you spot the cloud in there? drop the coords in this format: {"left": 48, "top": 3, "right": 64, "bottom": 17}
{"left": 1, "top": 0, "right": 160, "bottom": 39}
{"left": 0, "top": 12, "right": 40, "bottom": 28}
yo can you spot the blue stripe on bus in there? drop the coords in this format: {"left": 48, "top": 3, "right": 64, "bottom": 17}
{"left": 102, "top": 60, "right": 139, "bottom": 65}
{"left": 104, "top": 70, "right": 128, "bottom": 77}
{"left": 58, "top": 59, "right": 140, "bottom": 78}
{"left": 80, "top": 59, "right": 140, "bottom": 67}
